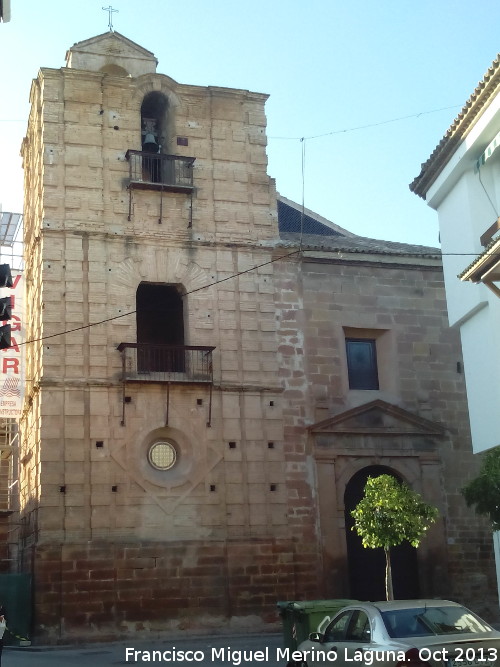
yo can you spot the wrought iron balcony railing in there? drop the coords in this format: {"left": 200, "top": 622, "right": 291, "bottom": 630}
{"left": 125, "top": 150, "right": 195, "bottom": 193}
{"left": 117, "top": 343, "right": 215, "bottom": 384}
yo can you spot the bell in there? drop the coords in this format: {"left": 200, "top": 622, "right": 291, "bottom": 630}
{"left": 142, "top": 133, "right": 159, "bottom": 153}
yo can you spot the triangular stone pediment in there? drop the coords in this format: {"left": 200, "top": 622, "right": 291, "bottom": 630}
{"left": 69, "top": 32, "right": 156, "bottom": 58}
{"left": 309, "top": 400, "right": 445, "bottom": 436}
{"left": 66, "top": 32, "right": 158, "bottom": 77}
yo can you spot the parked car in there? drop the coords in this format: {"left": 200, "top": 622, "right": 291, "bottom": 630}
{"left": 293, "top": 599, "right": 500, "bottom": 667}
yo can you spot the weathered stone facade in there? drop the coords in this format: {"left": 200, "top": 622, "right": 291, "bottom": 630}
{"left": 14, "top": 31, "right": 497, "bottom": 642}
{"left": 275, "top": 247, "right": 496, "bottom": 611}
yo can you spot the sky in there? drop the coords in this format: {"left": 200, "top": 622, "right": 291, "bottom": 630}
{"left": 1, "top": 0, "right": 500, "bottom": 248}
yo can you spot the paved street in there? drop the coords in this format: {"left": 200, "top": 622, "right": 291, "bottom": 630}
{"left": 4, "top": 633, "right": 286, "bottom": 667}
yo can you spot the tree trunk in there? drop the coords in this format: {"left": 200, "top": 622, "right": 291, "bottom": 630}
{"left": 385, "top": 547, "right": 394, "bottom": 600}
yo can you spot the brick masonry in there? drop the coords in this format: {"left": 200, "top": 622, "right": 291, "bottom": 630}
{"left": 31, "top": 539, "right": 303, "bottom": 641}
{"left": 274, "top": 254, "right": 497, "bottom": 619}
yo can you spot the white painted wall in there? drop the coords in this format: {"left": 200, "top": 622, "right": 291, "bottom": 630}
{"left": 460, "top": 304, "right": 500, "bottom": 452}
{"left": 433, "top": 174, "right": 486, "bottom": 327}
{"left": 424, "top": 101, "right": 500, "bottom": 454}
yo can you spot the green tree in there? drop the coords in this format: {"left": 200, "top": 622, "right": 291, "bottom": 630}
{"left": 462, "top": 446, "right": 500, "bottom": 530}
{"left": 351, "top": 474, "right": 438, "bottom": 600}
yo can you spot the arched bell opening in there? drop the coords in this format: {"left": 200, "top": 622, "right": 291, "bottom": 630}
{"left": 140, "top": 91, "right": 169, "bottom": 154}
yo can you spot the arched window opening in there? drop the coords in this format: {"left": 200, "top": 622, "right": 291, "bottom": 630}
{"left": 344, "top": 465, "right": 419, "bottom": 601}
{"left": 140, "top": 92, "right": 169, "bottom": 154}
{"left": 126, "top": 90, "right": 194, "bottom": 200}
{"left": 140, "top": 92, "right": 169, "bottom": 184}
{"left": 136, "top": 283, "right": 185, "bottom": 372}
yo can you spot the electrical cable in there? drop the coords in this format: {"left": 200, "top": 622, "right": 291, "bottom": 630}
{"left": 13, "top": 247, "right": 500, "bottom": 348}
{"left": 1, "top": 101, "right": 489, "bottom": 349}
{"left": 1, "top": 103, "right": 461, "bottom": 134}
{"left": 269, "top": 104, "right": 461, "bottom": 141}
{"left": 16, "top": 248, "right": 302, "bottom": 347}
{"left": 477, "top": 167, "right": 499, "bottom": 219}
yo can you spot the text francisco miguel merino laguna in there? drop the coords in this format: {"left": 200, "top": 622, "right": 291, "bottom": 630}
{"left": 125, "top": 646, "right": 435, "bottom": 664}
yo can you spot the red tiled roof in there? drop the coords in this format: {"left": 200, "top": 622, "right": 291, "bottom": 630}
{"left": 410, "top": 54, "right": 500, "bottom": 198}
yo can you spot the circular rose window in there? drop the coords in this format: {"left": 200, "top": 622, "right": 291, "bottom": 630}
{"left": 148, "top": 441, "right": 177, "bottom": 470}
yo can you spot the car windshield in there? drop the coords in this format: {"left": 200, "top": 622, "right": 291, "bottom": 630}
{"left": 381, "top": 606, "right": 493, "bottom": 638}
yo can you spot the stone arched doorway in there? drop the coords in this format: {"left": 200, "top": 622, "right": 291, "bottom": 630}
{"left": 344, "top": 465, "right": 419, "bottom": 601}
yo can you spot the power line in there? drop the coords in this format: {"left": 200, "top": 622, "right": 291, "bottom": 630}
{"left": 0, "top": 103, "right": 461, "bottom": 134}
{"left": 269, "top": 104, "right": 461, "bottom": 141}
{"left": 16, "top": 249, "right": 302, "bottom": 347}
{"left": 477, "top": 168, "right": 499, "bottom": 219}
{"left": 14, "top": 247, "right": 500, "bottom": 348}
{"left": 1, "top": 99, "right": 489, "bottom": 349}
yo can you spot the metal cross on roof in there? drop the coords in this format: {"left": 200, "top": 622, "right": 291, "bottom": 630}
{"left": 102, "top": 5, "right": 118, "bottom": 32}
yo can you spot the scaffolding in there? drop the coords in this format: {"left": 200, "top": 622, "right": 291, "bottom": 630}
{"left": 0, "top": 210, "right": 23, "bottom": 570}
{"left": 0, "top": 418, "right": 17, "bottom": 513}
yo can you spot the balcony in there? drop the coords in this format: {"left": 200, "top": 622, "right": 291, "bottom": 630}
{"left": 126, "top": 150, "right": 195, "bottom": 193}
{"left": 117, "top": 343, "right": 215, "bottom": 384}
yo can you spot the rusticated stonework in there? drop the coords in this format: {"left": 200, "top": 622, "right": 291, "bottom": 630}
{"left": 13, "top": 31, "right": 497, "bottom": 642}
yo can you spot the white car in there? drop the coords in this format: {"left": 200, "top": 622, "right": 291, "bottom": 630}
{"left": 294, "top": 600, "right": 500, "bottom": 667}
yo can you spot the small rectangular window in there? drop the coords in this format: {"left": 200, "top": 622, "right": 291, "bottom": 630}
{"left": 346, "top": 338, "right": 379, "bottom": 390}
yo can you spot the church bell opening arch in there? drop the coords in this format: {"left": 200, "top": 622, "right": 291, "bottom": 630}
{"left": 140, "top": 91, "right": 169, "bottom": 153}
{"left": 344, "top": 465, "right": 419, "bottom": 601}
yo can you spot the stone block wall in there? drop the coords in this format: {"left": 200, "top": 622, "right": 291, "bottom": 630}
{"left": 274, "top": 252, "right": 498, "bottom": 620}
{"left": 31, "top": 538, "right": 306, "bottom": 641}
{"left": 15, "top": 32, "right": 498, "bottom": 641}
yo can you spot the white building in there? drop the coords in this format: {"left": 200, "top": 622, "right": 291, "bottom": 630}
{"left": 0, "top": 0, "right": 10, "bottom": 22}
{"left": 411, "top": 54, "right": 500, "bottom": 456}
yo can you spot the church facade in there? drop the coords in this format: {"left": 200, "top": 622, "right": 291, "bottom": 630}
{"left": 16, "top": 32, "right": 497, "bottom": 641}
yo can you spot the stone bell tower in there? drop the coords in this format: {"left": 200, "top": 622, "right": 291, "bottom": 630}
{"left": 19, "top": 31, "right": 292, "bottom": 641}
